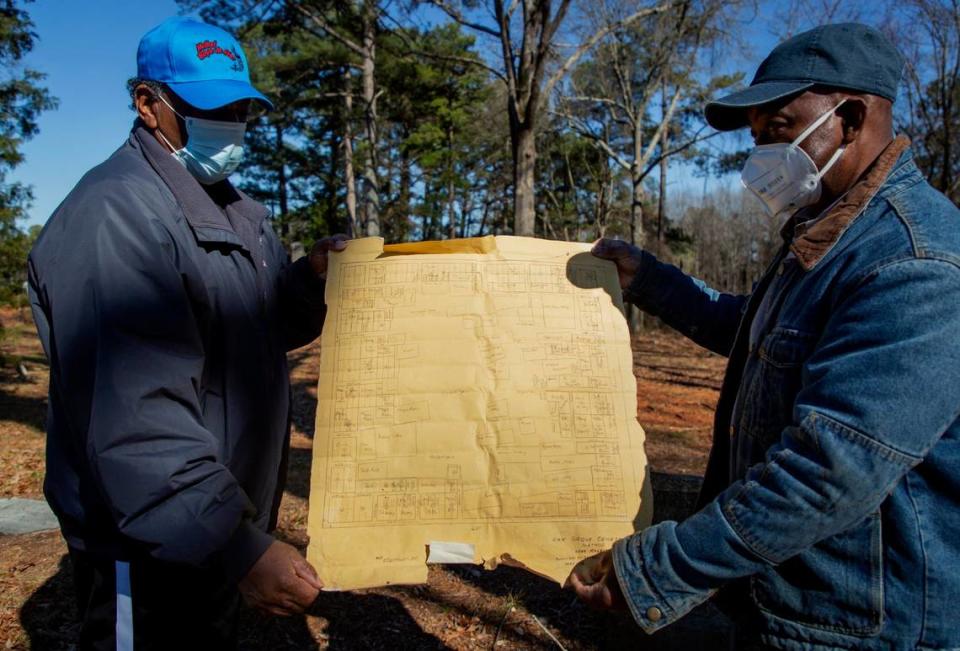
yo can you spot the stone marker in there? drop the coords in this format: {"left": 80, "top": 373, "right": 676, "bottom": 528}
{"left": 0, "top": 498, "right": 59, "bottom": 535}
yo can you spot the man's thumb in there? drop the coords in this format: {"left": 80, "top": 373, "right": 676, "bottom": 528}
{"left": 294, "top": 558, "right": 323, "bottom": 590}
{"left": 593, "top": 238, "right": 632, "bottom": 261}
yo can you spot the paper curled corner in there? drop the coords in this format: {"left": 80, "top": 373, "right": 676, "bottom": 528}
{"left": 426, "top": 541, "right": 477, "bottom": 565}
{"left": 382, "top": 236, "right": 497, "bottom": 257}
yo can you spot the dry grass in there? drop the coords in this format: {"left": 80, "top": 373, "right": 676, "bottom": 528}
{"left": 0, "top": 307, "right": 729, "bottom": 650}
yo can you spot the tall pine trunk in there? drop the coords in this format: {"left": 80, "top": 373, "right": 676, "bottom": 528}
{"left": 360, "top": 1, "right": 380, "bottom": 237}
{"left": 512, "top": 125, "right": 537, "bottom": 236}
{"left": 628, "top": 113, "right": 647, "bottom": 333}
{"left": 658, "top": 81, "right": 669, "bottom": 250}
{"left": 446, "top": 125, "right": 456, "bottom": 239}
{"left": 342, "top": 67, "right": 358, "bottom": 237}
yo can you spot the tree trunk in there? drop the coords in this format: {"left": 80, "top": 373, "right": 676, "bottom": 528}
{"left": 657, "top": 81, "right": 669, "bottom": 250}
{"left": 629, "top": 160, "right": 645, "bottom": 334}
{"left": 342, "top": 67, "right": 358, "bottom": 237}
{"left": 275, "top": 123, "right": 288, "bottom": 220}
{"left": 447, "top": 180, "right": 457, "bottom": 239}
{"left": 459, "top": 193, "right": 472, "bottom": 238}
{"left": 630, "top": 170, "right": 645, "bottom": 249}
{"left": 447, "top": 125, "right": 457, "bottom": 239}
{"left": 630, "top": 104, "right": 646, "bottom": 250}
{"left": 499, "top": 0, "right": 548, "bottom": 238}
{"left": 513, "top": 124, "right": 537, "bottom": 236}
{"left": 399, "top": 142, "right": 411, "bottom": 240}
{"left": 325, "top": 120, "right": 342, "bottom": 236}
{"left": 361, "top": 0, "right": 380, "bottom": 237}
{"left": 478, "top": 199, "right": 491, "bottom": 236}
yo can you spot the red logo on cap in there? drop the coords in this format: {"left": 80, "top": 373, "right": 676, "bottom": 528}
{"left": 195, "top": 40, "right": 244, "bottom": 72}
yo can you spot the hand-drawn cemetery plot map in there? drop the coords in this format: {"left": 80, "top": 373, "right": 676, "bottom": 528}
{"left": 307, "top": 236, "right": 652, "bottom": 589}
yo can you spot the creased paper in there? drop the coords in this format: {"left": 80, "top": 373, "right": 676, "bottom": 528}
{"left": 307, "top": 236, "right": 652, "bottom": 589}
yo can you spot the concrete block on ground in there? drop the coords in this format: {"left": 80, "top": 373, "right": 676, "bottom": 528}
{"left": 0, "top": 498, "right": 59, "bottom": 535}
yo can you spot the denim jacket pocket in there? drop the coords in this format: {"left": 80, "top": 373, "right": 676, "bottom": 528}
{"left": 738, "top": 328, "right": 816, "bottom": 449}
{"left": 751, "top": 509, "right": 884, "bottom": 636}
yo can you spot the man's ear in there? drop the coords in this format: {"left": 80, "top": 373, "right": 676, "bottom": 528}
{"left": 838, "top": 97, "right": 867, "bottom": 144}
{"left": 134, "top": 84, "right": 160, "bottom": 129}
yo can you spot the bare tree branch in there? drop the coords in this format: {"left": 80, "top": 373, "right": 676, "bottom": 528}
{"left": 292, "top": 3, "right": 365, "bottom": 57}
{"left": 642, "top": 127, "right": 720, "bottom": 177}
{"left": 541, "top": 0, "right": 678, "bottom": 103}
{"left": 550, "top": 107, "right": 633, "bottom": 170}
{"left": 636, "top": 82, "right": 682, "bottom": 171}
{"left": 381, "top": 17, "right": 509, "bottom": 83}
{"left": 427, "top": 0, "right": 503, "bottom": 38}
{"left": 494, "top": 0, "right": 523, "bottom": 118}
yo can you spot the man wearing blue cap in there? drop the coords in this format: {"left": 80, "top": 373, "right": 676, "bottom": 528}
{"left": 27, "top": 17, "right": 343, "bottom": 649}
{"left": 568, "top": 24, "right": 960, "bottom": 650}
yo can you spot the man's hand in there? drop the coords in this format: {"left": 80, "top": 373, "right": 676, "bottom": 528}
{"left": 307, "top": 234, "right": 349, "bottom": 280}
{"left": 591, "top": 238, "right": 644, "bottom": 290}
{"left": 238, "top": 540, "right": 323, "bottom": 616}
{"left": 564, "top": 549, "right": 627, "bottom": 612}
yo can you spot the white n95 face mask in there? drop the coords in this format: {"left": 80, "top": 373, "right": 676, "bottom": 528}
{"left": 155, "top": 94, "right": 247, "bottom": 185}
{"left": 741, "top": 99, "right": 847, "bottom": 219}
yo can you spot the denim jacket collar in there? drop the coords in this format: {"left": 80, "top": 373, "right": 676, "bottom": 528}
{"left": 783, "top": 134, "right": 911, "bottom": 271}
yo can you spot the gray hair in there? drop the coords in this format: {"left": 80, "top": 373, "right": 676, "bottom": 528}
{"left": 126, "top": 77, "right": 166, "bottom": 110}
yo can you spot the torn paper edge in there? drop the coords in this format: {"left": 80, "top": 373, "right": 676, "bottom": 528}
{"left": 427, "top": 541, "right": 477, "bottom": 564}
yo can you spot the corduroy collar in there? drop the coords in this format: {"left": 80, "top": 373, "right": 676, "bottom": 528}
{"left": 782, "top": 134, "right": 911, "bottom": 271}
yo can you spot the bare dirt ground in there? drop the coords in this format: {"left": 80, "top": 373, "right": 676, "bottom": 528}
{"left": 0, "top": 307, "right": 727, "bottom": 650}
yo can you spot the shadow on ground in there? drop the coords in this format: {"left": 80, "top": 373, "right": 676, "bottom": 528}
{"left": 309, "top": 591, "right": 450, "bottom": 650}
{"left": 0, "top": 385, "right": 47, "bottom": 432}
{"left": 15, "top": 334, "right": 733, "bottom": 649}
{"left": 19, "top": 555, "right": 77, "bottom": 651}
{"left": 442, "top": 561, "right": 732, "bottom": 650}
{"left": 17, "top": 552, "right": 449, "bottom": 650}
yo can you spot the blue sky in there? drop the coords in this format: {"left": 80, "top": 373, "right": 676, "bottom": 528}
{"left": 9, "top": 1, "right": 766, "bottom": 229}
{"left": 10, "top": 0, "right": 190, "bottom": 227}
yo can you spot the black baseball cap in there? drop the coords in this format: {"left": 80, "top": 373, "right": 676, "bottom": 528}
{"left": 705, "top": 23, "right": 904, "bottom": 132}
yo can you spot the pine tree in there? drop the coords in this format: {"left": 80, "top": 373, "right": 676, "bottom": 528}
{"left": 0, "top": 0, "right": 56, "bottom": 304}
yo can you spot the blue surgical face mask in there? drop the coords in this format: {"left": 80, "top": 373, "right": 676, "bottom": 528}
{"left": 156, "top": 94, "right": 246, "bottom": 185}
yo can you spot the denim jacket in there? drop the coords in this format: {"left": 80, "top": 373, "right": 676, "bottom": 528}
{"left": 614, "top": 137, "right": 960, "bottom": 650}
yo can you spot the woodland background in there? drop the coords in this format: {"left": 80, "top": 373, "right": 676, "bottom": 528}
{"left": 4, "top": 0, "right": 960, "bottom": 310}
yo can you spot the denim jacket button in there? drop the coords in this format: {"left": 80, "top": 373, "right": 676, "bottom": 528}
{"left": 646, "top": 606, "right": 663, "bottom": 622}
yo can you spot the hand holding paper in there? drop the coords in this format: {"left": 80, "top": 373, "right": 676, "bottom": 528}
{"left": 307, "top": 236, "right": 652, "bottom": 589}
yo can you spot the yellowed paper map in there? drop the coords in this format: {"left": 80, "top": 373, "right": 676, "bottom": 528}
{"left": 307, "top": 236, "right": 652, "bottom": 589}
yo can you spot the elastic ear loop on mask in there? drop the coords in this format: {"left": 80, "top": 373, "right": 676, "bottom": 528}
{"left": 791, "top": 99, "right": 847, "bottom": 146}
{"left": 154, "top": 94, "right": 186, "bottom": 155}
{"left": 816, "top": 143, "right": 846, "bottom": 179}
{"left": 792, "top": 98, "right": 847, "bottom": 179}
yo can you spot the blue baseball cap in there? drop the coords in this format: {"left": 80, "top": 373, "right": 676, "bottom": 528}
{"left": 137, "top": 16, "right": 273, "bottom": 111}
{"left": 705, "top": 23, "right": 903, "bottom": 132}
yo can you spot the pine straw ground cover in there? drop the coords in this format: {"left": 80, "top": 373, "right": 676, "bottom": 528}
{"left": 0, "top": 307, "right": 730, "bottom": 649}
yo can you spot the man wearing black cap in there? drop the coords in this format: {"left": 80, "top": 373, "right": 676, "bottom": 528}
{"left": 28, "top": 17, "right": 343, "bottom": 649}
{"left": 567, "top": 23, "right": 960, "bottom": 650}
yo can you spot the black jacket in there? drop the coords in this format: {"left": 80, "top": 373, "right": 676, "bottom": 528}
{"left": 28, "top": 125, "right": 325, "bottom": 581}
